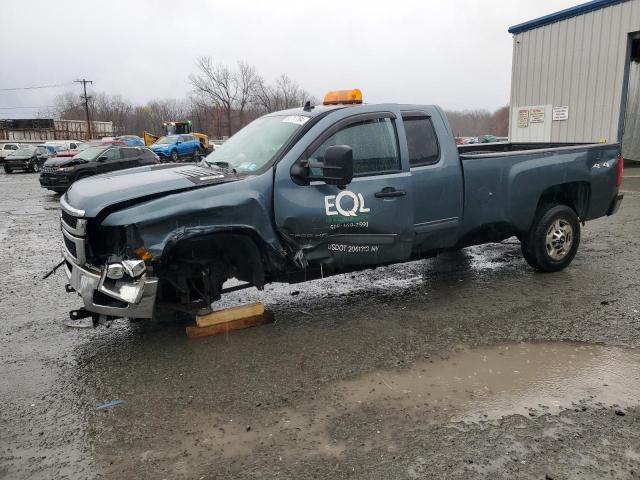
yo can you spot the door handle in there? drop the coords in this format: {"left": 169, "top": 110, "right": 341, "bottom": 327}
{"left": 375, "top": 187, "right": 406, "bottom": 198}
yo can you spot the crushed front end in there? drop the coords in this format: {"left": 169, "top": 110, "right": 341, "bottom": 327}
{"left": 60, "top": 195, "right": 158, "bottom": 320}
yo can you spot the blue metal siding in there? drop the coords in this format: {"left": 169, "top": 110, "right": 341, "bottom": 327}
{"left": 508, "top": 0, "right": 629, "bottom": 34}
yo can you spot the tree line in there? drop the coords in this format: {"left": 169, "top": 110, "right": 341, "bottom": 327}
{"left": 54, "top": 57, "right": 508, "bottom": 139}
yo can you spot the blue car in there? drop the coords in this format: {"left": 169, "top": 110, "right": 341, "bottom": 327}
{"left": 115, "top": 135, "right": 145, "bottom": 146}
{"left": 150, "top": 134, "right": 202, "bottom": 162}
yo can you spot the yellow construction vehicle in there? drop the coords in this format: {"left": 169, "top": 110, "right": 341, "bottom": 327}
{"left": 143, "top": 121, "right": 213, "bottom": 153}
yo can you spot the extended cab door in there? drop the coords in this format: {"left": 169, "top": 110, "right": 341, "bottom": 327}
{"left": 401, "top": 109, "right": 463, "bottom": 251}
{"left": 275, "top": 110, "right": 414, "bottom": 266}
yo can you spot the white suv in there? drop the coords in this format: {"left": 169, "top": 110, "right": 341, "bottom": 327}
{"left": 0, "top": 143, "right": 22, "bottom": 162}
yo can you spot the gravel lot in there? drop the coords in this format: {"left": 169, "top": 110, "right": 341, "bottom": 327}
{"left": 1, "top": 167, "right": 639, "bottom": 479}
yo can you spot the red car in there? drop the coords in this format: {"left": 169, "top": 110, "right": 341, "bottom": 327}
{"left": 55, "top": 140, "right": 126, "bottom": 158}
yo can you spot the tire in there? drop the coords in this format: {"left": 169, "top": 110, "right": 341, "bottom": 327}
{"left": 193, "top": 147, "right": 202, "bottom": 162}
{"left": 171, "top": 150, "right": 179, "bottom": 163}
{"left": 521, "top": 203, "right": 581, "bottom": 272}
{"left": 4, "top": 166, "right": 12, "bottom": 174}
{"left": 30, "top": 160, "right": 41, "bottom": 173}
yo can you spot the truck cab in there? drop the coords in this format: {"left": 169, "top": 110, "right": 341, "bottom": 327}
{"left": 58, "top": 89, "right": 623, "bottom": 323}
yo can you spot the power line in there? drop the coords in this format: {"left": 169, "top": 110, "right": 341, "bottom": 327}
{"left": 0, "top": 105, "right": 57, "bottom": 110}
{"left": 0, "top": 82, "right": 74, "bottom": 92}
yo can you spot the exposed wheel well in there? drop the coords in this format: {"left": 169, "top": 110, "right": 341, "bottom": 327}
{"left": 157, "top": 230, "right": 281, "bottom": 309}
{"left": 536, "top": 182, "right": 590, "bottom": 219}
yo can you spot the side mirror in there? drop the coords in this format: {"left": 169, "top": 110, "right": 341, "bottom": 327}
{"left": 292, "top": 145, "right": 354, "bottom": 187}
{"left": 176, "top": 139, "right": 182, "bottom": 144}
{"left": 98, "top": 156, "right": 108, "bottom": 162}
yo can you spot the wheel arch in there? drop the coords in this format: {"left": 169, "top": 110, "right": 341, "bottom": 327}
{"left": 160, "top": 226, "right": 286, "bottom": 289}
{"left": 535, "top": 181, "right": 591, "bottom": 220}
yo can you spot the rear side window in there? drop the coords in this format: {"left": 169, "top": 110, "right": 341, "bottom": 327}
{"left": 5, "top": 144, "right": 18, "bottom": 150}
{"left": 309, "top": 117, "right": 400, "bottom": 176}
{"left": 403, "top": 116, "right": 439, "bottom": 167}
{"left": 181, "top": 135, "right": 192, "bottom": 142}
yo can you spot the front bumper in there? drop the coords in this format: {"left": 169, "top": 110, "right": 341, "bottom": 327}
{"left": 5, "top": 159, "right": 31, "bottom": 170}
{"left": 63, "top": 250, "right": 159, "bottom": 318}
{"left": 40, "top": 173, "right": 71, "bottom": 190}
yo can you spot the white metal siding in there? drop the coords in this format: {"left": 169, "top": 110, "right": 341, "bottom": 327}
{"left": 510, "top": 0, "right": 640, "bottom": 143}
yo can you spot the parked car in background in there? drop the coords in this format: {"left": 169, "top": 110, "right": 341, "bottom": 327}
{"left": 115, "top": 135, "right": 145, "bottom": 146}
{"left": 54, "top": 140, "right": 120, "bottom": 159}
{"left": 0, "top": 142, "right": 25, "bottom": 163}
{"left": 150, "top": 134, "right": 202, "bottom": 162}
{"left": 4, "top": 145, "right": 51, "bottom": 173}
{"left": 40, "top": 145, "right": 159, "bottom": 193}
{"left": 44, "top": 140, "right": 83, "bottom": 152}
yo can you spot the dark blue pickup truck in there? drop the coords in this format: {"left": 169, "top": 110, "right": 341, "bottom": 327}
{"left": 58, "top": 90, "right": 624, "bottom": 321}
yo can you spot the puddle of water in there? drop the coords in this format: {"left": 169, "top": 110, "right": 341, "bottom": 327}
{"left": 169, "top": 343, "right": 640, "bottom": 461}
{"left": 339, "top": 342, "right": 640, "bottom": 422}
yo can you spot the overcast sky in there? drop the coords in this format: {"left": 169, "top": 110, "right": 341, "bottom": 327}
{"left": 1, "top": 0, "right": 579, "bottom": 118}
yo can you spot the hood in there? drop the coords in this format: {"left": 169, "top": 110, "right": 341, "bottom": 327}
{"left": 64, "top": 164, "right": 239, "bottom": 218}
{"left": 151, "top": 143, "right": 172, "bottom": 150}
{"left": 44, "top": 156, "right": 86, "bottom": 167}
{"left": 6, "top": 153, "right": 33, "bottom": 161}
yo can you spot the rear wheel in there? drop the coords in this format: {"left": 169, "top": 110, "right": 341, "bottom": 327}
{"left": 4, "top": 166, "right": 12, "bottom": 174}
{"left": 193, "top": 147, "right": 203, "bottom": 162}
{"left": 171, "top": 150, "right": 179, "bottom": 162}
{"left": 521, "top": 204, "right": 581, "bottom": 272}
{"left": 30, "top": 160, "right": 41, "bottom": 173}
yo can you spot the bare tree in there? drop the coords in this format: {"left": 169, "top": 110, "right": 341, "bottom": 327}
{"left": 189, "top": 56, "right": 238, "bottom": 136}
{"left": 236, "top": 61, "right": 260, "bottom": 125}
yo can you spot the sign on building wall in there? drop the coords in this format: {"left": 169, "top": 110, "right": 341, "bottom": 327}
{"left": 517, "top": 109, "right": 529, "bottom": 128}
{"left": 510, "top": 105, "right": 553, "bottom": 143}
{"left": 530, "top": 107, "right": 545, "bottom": 123}
{"left": 552, "top": 106, "right": 569, "bottom": 121}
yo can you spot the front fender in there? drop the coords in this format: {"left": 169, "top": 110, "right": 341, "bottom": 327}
{"left": 99, "top": 172, "right": 284, "bottom": 258}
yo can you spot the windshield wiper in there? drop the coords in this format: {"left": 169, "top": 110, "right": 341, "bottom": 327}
{"left": 206, "top": 160, "right": 237, "bottom": 174}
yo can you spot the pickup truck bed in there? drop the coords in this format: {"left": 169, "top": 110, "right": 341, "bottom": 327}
{"left": 456, "top": 142, "right": 621, "bottom": 244}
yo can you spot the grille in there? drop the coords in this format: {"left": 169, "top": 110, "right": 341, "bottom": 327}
{"left": 61, "top": 210, "right": 78, "bottom": 228}
{"left": 63, "top": 235, "right": 77, "bottom": 258}
{"left": 42, "top": 166, "right": 57, "bottom": 173}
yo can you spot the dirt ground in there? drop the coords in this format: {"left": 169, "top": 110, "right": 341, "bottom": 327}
{"left": 1, "top": 167, "right": 639, "bottom": 480}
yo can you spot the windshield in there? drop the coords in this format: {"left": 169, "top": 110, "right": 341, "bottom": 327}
{"left": 203, "top": 115, "right": 307, "bottom": 173}
{"left": 73, "top": 146, "right": 107, "bottom": 161}
{"left": 77, "top": 143, "right": 95, "bottom": 152}
{"left": 156, "top": 135, "right": 179, "bottom": 145}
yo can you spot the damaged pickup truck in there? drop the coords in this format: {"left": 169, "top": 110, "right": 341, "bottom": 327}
{"left": 58, "top": 89, "right": 624, "bottom": 322}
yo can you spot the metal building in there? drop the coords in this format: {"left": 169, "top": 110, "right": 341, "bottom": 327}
{"left": 508, "top": 0, "right": 640, "bottom": 160}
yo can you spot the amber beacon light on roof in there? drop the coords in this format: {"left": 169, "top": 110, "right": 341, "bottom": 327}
{"left": 323, "top": 89, "right": 363, "bottom": 105}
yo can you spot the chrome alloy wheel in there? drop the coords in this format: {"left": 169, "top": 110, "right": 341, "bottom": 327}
{"left": 545, "top": 218, "right": 573, "bottom": 261}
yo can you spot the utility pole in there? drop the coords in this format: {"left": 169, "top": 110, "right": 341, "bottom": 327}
{"left": 75, "top": 79, "right": 93, "bottom": 140}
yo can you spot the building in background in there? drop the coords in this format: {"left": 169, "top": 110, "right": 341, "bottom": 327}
{"left": 508, "top": 0, "right": 640, "bottom": 161}
{"left": 0, "top": 119, "right": 114, "bottom": 142}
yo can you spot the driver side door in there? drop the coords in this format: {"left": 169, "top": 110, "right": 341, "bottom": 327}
{"left": 96, "top": 147, "right": 122, "bottom": 173}
{"left": 274, "top": 112, "right": 413, "bottom": 266}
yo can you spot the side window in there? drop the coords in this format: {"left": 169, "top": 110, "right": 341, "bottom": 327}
{"left": 101, "top": 148, "right": 120, "bottom": 161}
{"left": 7, "top": 144, "right": 18, "bottom": 150}
{"left": 403, "top": 116, "right": 440, "bottom": 167}
{"left": 70, "top": 143, "right": 77, "bottom": 149}
{"left": 309, "top": 117, "right": 400, "bottom": 176}
{"left": 181, "top": 135, "right": 191, "bottom": 142}
{"left": 122, "top": 148, "right": 138, "bottom": 158}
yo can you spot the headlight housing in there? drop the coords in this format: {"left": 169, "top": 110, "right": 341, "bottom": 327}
{"left": 57, "top": 166, "right": 75, "bottom": 172}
